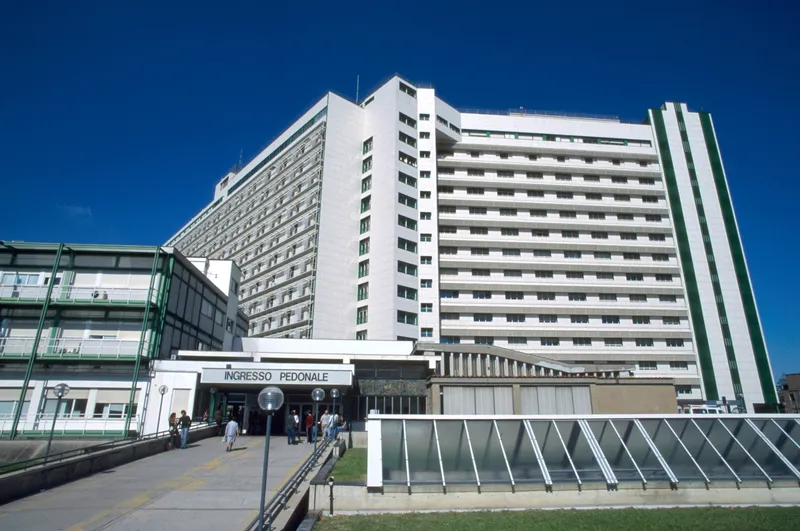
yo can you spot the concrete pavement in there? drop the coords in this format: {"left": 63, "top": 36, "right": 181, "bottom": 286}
{"left": 0, "top": 434, "right": 314, "bottom": 531}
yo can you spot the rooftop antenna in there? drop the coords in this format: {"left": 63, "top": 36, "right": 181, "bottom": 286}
{"left": 356, "top": 74, "right": 360, "bottom": 105}
{"left": 238, "top": 149, "right": 243, "bottom": 170}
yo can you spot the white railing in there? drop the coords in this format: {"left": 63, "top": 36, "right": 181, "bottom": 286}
{"left": 0, "top": 285, "right": 157, "bottom": 305}
{"left": 0, "top": 414, "right": 140, "bottom": 436}
{"left": 0, "top": 337, "right": 147, "bottom": 359}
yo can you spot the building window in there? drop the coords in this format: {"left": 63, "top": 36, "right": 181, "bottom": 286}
{"left": 504, "top": 270, "right": 522, "bottom": 277}
{"left": 358, "top": 259, "right": 369, "bottom": 278}
{"left": 562, "top": 230, "right": 579, "bottom": 239}
{"left": 359, "top": 238, "right": 370, "bottom": 256}
{"left": 356, "top": 306, "right": 368, "bottom": 325}
{"left": 357, "top": 282, "right": 369, "bottom": 301}
{"left": 589, "top": 212, "right": 606, "bottom": 220}
{"left": 533, "top": 250, "right": 551, "bottom": 257}
{"left": 398, "top": 171, "right": 417, "bottom": 188}
{"left": 473, "top": 291, "right": 491, "bottom": 299}
{"left": 670, "top": 361, "right": 689, "bottom": 370}
{"left": 527, "top": 171, "right": 543, "bottom": 179}
{"left": 539, "top": 314, "right": 558, "bottom": 323}
{"left": 474, "top": 313, "right": 493, "bottom": 322}
{"left": 626, "top": 273, "right": 644, "bottom": 281}
{"left": 397, "top": 310, "right": 418, "bottom": 325}
{"left": 602, "top": 316, "right": 620, "bottom": 324}
{"left": 653, "top": 254, "right": 669, "bottom": 262}
{"left": 566, "top": 271, "right": 584, "bottom": 279}
{"left": 568, "top": 293, "right": 586, "bottom": 301}
{"left": 508, "top": 337, "right": 528, "bottom": 345}
{"left": 362, "top": 156, "right": 372, "bottom": 173}
{"left": 421, "top": 256, "right": 432, "bottom": 265}
{"left": 472, "top": 269, "right": 490, "bottom": 277}
{"left": 360, "top": 196, "right": 371, "bottom": 213}
{"left": 638, "top": 361, "right": 657, "bottom": 371}
{"left": 420, "top": 279, "right": 432, "bottom": 288}
{"left": 656, "top": 274, "right": 673, "bottom": 282}
{"left": 419, "top": 113, "right": 430, "bottom": 121}
{"left": 469, "top": 207, "right": 487, "bottom": 215}
{"left": 421, "top": 328, "right": 433, "bottom": 338}
{"left": 420, "top": 132, "right": 431, "bottom": 139}
{"left": 676, "top": 386, "right": 692, "bottom": 395}
{"left": 499, "top": 208, "right": 517, "bottom": 216}
{"left": 441, "top": 290, "right": 459, "bottom": 298}
{"left": 666, "top": 339, "right": 684, "bottom": 347}
{"left": 398, "top": 193, "right": 417, "bottom": 209}
{"left": 420, "top": 233, "right": 432, "bottom": 242}
{"left": 532, "top": 229, "right": 549, "bottom": 237}
{"left": 636, "top": 338, "right": 654, "bottom": 347}
{"left": 420, "top": 191, "right": 432, "bottom": 199}
{"left": 501, "top": 228, "right": 519, "bottom": 237}
{"left": 571, "top": 315, "right": 589, "bottom": 324}
{"left": 633, "top": 316, "right": 650, "bottom": 325}
{"left": 663, "top": 317, "right": 680, "bottom": 325}
{"left": 420, "top": 212, "right": 432, "bottom": 221}
{"left": 624, "top": 252, "right": 641, "bottom": 261}
{"left": 503, "top": 249, "right": 520, "bottom": 256}
{"left": 660, "top": 295, "right": 677, "bottom": 302}
{"left": 470, "top": 227, "right": 488, "bottom": 235}
{"left": 640, "top": 178, "right": 655, "bottom": 185}
{"left": 399, "top": 112, "right": 417, "bottom": 128}
{"left": 650, "top": 234, "right": 666, "bottom": 242}
{"left": 497, "top": 189, "right": 514, "bottom": 197}
{"left": 362, "top": 137, "right": 373, "bottom": 154}
{"left": 540, "top": 338, "right": 560, "bottom": 346}
{"left": 497, "top": 170, "right": 514, "bottom": 178}
{"left": 618, "top": 213, "right": 634, "bottom": 221}
{"left": 605, "top": 338, "right": 623, "bottom": 347}
{"left": 399, "top": 81, "right": 416, "bottom": 97}
{"left": 586, "top": 193, "right": 602, "bottom": 201}
{"left": 399, "top": 152, "right": 417, "bottom": 167}
{"left": 421, "top": 303, "right": 433, "bottom": 313}
{"left": 397, "top": 285, "right": 418, "bottom": 300}
{"left": 471, "top": 248, "right": 489, "bottom": 256}
{"left": 475, "top": 337, "right": 494, "bottom": 345}
{"left": 360, "top": 216, "right": 371, "bottom": 234}
{"left": 537, "top": 292, "right": 555, "bottom": 301}
{"left": 557, "top": 191, "right": 573, "bottom": 199}
{"left": 630, "top": 294, "right": 647, "bottom": 302}
{"left": 506, "top": 291, "right": 523, "bottom": 300}
{"left": 398, "top": 215, "right": 417, "bottom": 231}
{"left": 420, "top": 170, "right": 431, "bottom": 178}
{"left": 506, "top": 314, "right": 526, "bottom": 323}
{"left": 361, "top": 175, "right": 372, "bottom": 193}
{"left": 573, "top": 338, "right": 592, "bottom": 346}
{"left": 397, "top": 261, "right": 417, "bottom": 276}
{"left": 535, "top": 271, "right": 554, "bottom": 279}
{"left": 356, "top": 330, "right": 367, "bottom": 340}
{"left": 420, "top": 151, "right": 431, "bottom": 158}
{"left": 398, "top": 237, "right": 417, "bottom": 253}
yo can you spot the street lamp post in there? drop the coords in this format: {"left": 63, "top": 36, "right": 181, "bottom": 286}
{"left": 45, "top": 383, "right": 70, "bottom": 464}
{"left": 330, "top": 388, "right": 340, "bottom": 440}
{"left": 156, "top": 385, "right": 169, "bottom": 433}
{"left": 257, "top": 386, "right": 284, "bottom": 531}
{"left": 311, "top": 388, "right": 325, "bottom": 460}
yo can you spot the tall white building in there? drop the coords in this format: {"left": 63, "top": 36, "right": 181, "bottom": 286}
{"left": 166, "top": 76, "right": 777, "bottom": 412}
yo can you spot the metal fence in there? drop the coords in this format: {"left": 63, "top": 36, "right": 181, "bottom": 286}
{"left": 244, "top": 436, "right": 333, "bottom": 531}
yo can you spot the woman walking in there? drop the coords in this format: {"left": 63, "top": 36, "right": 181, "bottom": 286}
{"left": 168, "top": 413, "right": 180, "bottom": 450}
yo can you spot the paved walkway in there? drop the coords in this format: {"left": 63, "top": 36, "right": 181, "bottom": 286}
{"left": 0, "top": 435, "right": 315, "bottom": 531}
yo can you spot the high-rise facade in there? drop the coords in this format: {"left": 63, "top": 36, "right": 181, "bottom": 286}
{"left": 166, "top": 76, "right": 776, "bottom": 411}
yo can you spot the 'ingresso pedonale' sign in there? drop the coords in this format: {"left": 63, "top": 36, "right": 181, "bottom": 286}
{"left": 201, "top": 367, "right": 352, "bottom": 386}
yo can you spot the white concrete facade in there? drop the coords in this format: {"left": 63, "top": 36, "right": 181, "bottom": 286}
{"left": 166, "top": 76, "right": 775, "bottom": 410}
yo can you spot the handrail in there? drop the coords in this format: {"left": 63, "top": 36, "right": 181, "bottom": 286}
{"left": 244, "top": 436, "right": 333, "bottom": 531}
{"left": 0, "top": 422, "right": 211, "bottom": 475}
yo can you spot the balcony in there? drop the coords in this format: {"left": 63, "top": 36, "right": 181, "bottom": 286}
{"left": 0, "top": 338, "right": 146, "bottom": 360}
{"left": 0, "top": 285, "right": 157, "bottom": 306}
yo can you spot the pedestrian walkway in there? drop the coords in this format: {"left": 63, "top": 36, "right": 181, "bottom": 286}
{"left": 0, "top": 435, "right": 314, "bottom": 531}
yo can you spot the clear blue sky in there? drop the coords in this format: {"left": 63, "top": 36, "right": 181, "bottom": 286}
{"left": 1, "top": 1, "right": 797, "bottom": 377}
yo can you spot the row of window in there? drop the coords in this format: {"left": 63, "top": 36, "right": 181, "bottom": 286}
{"left": 443, "top": 313, "right": 681, "bottom": 324}
{"left": 457, "top": 129, "right": 652, "bottom": 148}
{"left": 439, "top": 168, "right": 656, "bottom": 186}
{"left": 439, "top": 290, "right": 679, "bottom": 303}
{"left": 442, "top": 151, "right": 652, "bottom": 168}
{"left": 433, "top": 336, "right": 686, "bottom": 347}
{"left": 440, "top": 187, "right": 663, "bottom": 206}
{"left": 442, "top": 248, "right": 671, "bottom": 261}
{"left": 442, "top": 226, "right": 669, "bottom": 241}
{"left": 436, "top": 270, "right": 675, "bottom": 282}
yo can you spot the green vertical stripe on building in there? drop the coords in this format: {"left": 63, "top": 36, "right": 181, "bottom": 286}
{"left": 651, "top": 108, "right": 718, "bottom": 400}
{"left": 699, "top": 113, "right": 777, "bottom": 404}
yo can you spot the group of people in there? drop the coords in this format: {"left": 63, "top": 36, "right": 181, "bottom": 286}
{"left": 167, "top": 410, "right": 192, "bottom": 450}
{"left": 287, "top": 408, "right": 346, "bottom": 445}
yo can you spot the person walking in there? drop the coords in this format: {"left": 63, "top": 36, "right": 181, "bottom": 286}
{"left": 179, "top": 410, "right": 192, "bottom": 449}
{"left": 214, "top": 408, "right": 223, "bottom": 435}
{"left": 305, "top": 411, "right": 314, "bottom": 444}
{"left": 224, "top": 415, "right": 239, "bottom": 453}
{"left": 320, "top": 409, "right": 332, "bottom": 440}
{"left": 288, "top": 409, "right": 299, "bottom": 445}
{"left": 168, "top": 413, "right": 180, "bottom": 450}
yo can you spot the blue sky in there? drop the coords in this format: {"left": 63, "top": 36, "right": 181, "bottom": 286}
{"left": 1, "top": 1, "right": 798, "bottom": 376}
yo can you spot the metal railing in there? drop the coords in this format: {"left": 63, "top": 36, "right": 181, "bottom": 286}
{"left": 0, "top": 337, "right": 146, "bottom": 359}
{"left": 244, "top": 436, "right": 333, "bottom": 531}
{"left": 0, "top": 422, "right": 210, "bottom": 475}
{"left": 0, "top": 414, "right": 140, "bottom": 437}
{"left": 0, "top": 285, "right": 156, "bottom": 304}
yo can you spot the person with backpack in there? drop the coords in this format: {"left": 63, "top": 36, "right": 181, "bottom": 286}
{"left": 179, "top": 410, "right": 192, "bottom": 449}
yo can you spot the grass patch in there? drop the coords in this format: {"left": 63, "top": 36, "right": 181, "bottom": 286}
{"left": 316, "top": 507, "right": 800, "bottom": 531}
{"left": 329, "top": 448, "right": 367, "bottom": 482}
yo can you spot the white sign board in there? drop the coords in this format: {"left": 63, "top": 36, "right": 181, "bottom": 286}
{"left": 201, "top": 367, "right": 352, "bottom": 387}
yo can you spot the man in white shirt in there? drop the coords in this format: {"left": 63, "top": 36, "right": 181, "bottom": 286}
{"left": 224, "top": 417, "right": 239, "bottom": 453}
{"left": 320, "top": 409, "right": 332, "bottom": 440}
{"left": 288, "top": 409, "right": 300, "bottom": 445}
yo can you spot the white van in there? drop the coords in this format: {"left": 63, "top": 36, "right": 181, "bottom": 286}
{"left": 686, "top": 405, "right": 725, "bottom": 414}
